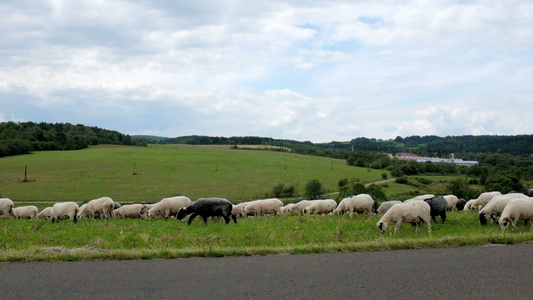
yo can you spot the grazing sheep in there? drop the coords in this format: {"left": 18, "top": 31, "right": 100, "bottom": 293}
{"left": 79, "top": 197, "right": 115, "bottom": 220}
{"left": 36, "top": 207, "right": 53, "bottom": 220}
{"left": 280, "top": 203, "right": 296, "bottom": 215}
{"left": 140, "top": 204, "right": 156, "bottom": 216}
{"left": 478, "top": 193, "right": 529, "bottom": 225}
{"left": 377, "top": 201, "right": 402, "bottom": 214}
{"left": 424, "top": 196, "right": 448, "bottom": 223}
{"left": 404, "top": 194, "right": 435, "bottom": 203}
{"left": 0, "top": 198, "right": 15, "bottom": 218}
{"left": 499, "top": 197, "right": 533, "bottom": 231}
{"left": 333, "top": 194, "right": 376, "bottom": 216}
{"left": 443, "top": 195, "right": 460, "bottom": 211}
{"left": 13, "top": 205, "right": 38, "bottom": 220}
{"left": 50, "top": 202, "right": 79, "bottom": 223}
{"left": 242, "top": 198, "right": 283, "bottom": 216}
{"left": 113, "top": 204, "right": 144, "bottom": 219}
{"left": 287, "top": 200, "right": 317, "bottom": 215}
{"left": 146, "top": 196, "right": 192, "bottom": 219}
{"left": 456, "top": 198, "right": 467, "bottom": 211}
{"left": 177, "top": 197, "right": 237, "bottom": 225}
{"left": 302, "top": 199, "right": 337, "bottom": 215}
{"left": 470, "top": 191, "right": 502, "bottom": 211}
{"left": 463, "top": 199, "right": 476, "bottom": 211}
{"left": 377, "top": 201, "right": 432, "bottom": 234}
{"left": 231, "top": 201, "right": 251, "bottom": 218}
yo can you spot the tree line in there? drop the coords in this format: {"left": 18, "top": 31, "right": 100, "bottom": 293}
{"left": 0, "top": 121, "right": 147, "bottom": 157}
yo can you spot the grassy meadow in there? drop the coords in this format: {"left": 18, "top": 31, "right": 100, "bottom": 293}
{"left": 1, "top": 210, "right": 532, "bottom": 262}
{"left": 1, "top": 144, "right": 532, "bottom": 262}
{"left": 0, "top": 144, "right": 388, "bottom": 204}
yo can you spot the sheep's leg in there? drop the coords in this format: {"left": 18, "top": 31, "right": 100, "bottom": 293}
{"left": 202, "top": 216, "right": 208, "bottom": 225}
{"left": 394, "top": 222, "right": 401, "bottom": 234}
{"left": 231, "top": 214, "right": 237, "bottom": 224}
{"left": 187, "top": 213, "right": 198, "bottom": 225}
{"left": 441, "top": 213, "right": 446, "bottom": 224}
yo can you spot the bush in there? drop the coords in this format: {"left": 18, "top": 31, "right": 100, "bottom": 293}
{"left": 305, "top": 179, "right": 325, "bottom": 200}
{"left": 395, "top": 176, "right": 410, "bottom": 184}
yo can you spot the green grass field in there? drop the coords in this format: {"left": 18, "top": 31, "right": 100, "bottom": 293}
{"left": 1, "top": 211, "right": 532, "bottom": 262}
{"left": 0, "top": 144, "right": 388, "bottom": 204}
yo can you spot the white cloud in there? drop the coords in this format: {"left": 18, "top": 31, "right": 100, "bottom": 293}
{"left": 0, "top": 0, "right": 532, "bottom": 142}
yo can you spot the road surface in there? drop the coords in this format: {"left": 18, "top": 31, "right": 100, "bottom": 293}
{"left": 1, "top": 244, "right": 532, "bottom": 299}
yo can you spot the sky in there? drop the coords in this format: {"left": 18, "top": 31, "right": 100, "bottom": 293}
{"left": 1, "top": 0, "right": 532, "bottom": 143}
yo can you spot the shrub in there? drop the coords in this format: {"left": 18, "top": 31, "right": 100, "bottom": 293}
{"left": 305, "top": 179, "right": 325, "bottom": 200}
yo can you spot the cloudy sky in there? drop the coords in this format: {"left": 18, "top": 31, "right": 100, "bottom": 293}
{"left": 1, "top": 1, "right": 532, "bottom": 142}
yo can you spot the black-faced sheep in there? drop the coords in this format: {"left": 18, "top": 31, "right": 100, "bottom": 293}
{"left": 0, "top": 198, "right": 14, "bottom": 218}
{"left": 424, "top": 196, "right": 447, "bottom": 223}
{"left": 302, "top": 199, "right": 337, "bottom": 215}
{"left": 333, "top": 194, "right": 376, "bottom": 216}
{"left": 177, "top": 197, "right": 237, "bottom": 225}
{"left": 499, "top": 197, "right": 533, "bottom": 231}
{"left": 377, "top": 201, "right": 432, "bottom": 234}
{"left": 443, "top": 195, "right": 460, "bottom": 211}
{"left": 13, "top": 205, "right": 38, "bottom": 220}
{"left": 456, "top": 198, "right": 467, "bottom": 211}
{"left": 478, "top": 193, "right": 529, "bottom": 225}
{"left": 50, "top": 202, "right": 79, "bottom": 223}
{"left": 377, "top": 201, "right": 402, "bottom": 214}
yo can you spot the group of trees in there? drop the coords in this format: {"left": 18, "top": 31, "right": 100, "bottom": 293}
{"left": 0, "top": 122, "right": 147, "bottom": 157}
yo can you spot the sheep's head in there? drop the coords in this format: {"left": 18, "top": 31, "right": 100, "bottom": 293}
{"left": 377, "top": 221, "right": 387, "bottom": 232}
{"left": 176, "top": 207, "right": 188, "bottom": 220}
{"left": 499, "top": 218, "right": 511, "bottom": 231}
{"left": 479, "top": 213, "right": 488, "bottom": 225}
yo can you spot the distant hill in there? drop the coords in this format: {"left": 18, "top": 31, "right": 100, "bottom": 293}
{"left": 131, "top": 135, "right": 169, "bottom": 143}
{"left": 156, "top": 134, "right": 533, "bottom": 157}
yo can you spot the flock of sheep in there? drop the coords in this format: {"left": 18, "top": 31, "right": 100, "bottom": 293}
{"left": 1, "top": 190, "right": 533, "bottom": 234}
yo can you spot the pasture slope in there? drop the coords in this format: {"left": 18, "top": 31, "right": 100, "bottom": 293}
{"left": 0, "top": 144, "right": 387, "bottom": 204}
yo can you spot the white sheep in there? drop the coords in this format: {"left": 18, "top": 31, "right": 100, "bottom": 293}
{"left": 333, "top": 194, "right": 376, "bottom": 216}
{"left": 463, "top": 199, "right": 475, "bottom": 211}
{"left": 0, "top": 198, "right": 14, "bottom": 218}
{"left": 13, "top": 205, "right": 38, "bottom": 219}
{"left": 403, "top": 194, "right": 435, "bottom": 202}
{"left": 376, "top": 201, "right": 432, "bottom": 234}
{"left": 113, "top": 204, "right": 144, "bottom": 219}
{"left": 280, "top": 203, "right": 296, "bottom": 215}
{"left": 242, "top": 198, "right": 283, "bottom": 216}
{"left": 377, "top": 201, "right": 402, "bottom": 214}
{"left": 231, "top": 201, "right": 252, "bottom": 218}
{"left": 443, "top": 195, "right": 460, "bottom": 211}
{"left": 478, "top": 193, "right": 529, "bottom": 225}
{"left": 50, "top": 202, "right": 80, "bottom": 223}
{"left": 146, "top": 196, "right": 192, "bottom": 219}
{"left": 499, "top": 197, "right": 533, "bottom": 231}
{"left": 36, "top": 207, "right": 53, "bottom": 220}
{"left": 287, "top": 200, "right": 318, "bottom": 215}
{"left": 302, "top": 199, "right": 337, "bottom": 215}
{"left": 79, "top": 197, "right": 115, "bottom": 219}
{"left": 470, "top": 191, "right": 502, "bottom": 211}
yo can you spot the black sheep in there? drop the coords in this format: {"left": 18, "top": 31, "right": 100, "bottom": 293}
{"left": 177, "top": 197, "right": 237, "bottom": 225}
{"left": 424, "top": 196, "right": 447, "bottom": 223}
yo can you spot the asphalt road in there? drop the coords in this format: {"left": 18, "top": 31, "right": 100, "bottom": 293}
{"left": 1, "top": 244, "right": 532, "bottom": 299}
